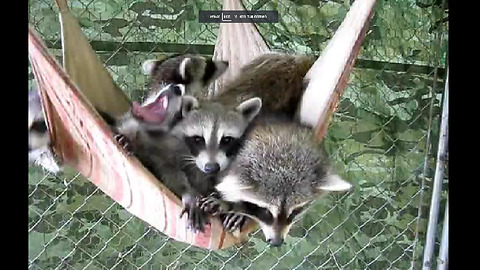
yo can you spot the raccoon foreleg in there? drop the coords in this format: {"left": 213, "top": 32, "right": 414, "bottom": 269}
{"left": 199, "top": 195, "right": 250, "bottom": 231}
{"left": 199, "top": 193, "right": 248, "bottom": 231}
{"left": 221, "top": 213, "right": 248, "bottom": 232}
{"left": 113, "top": 133, "right": 133, "bottom": 155}
{"left": 198, "top": 192, "right": 226, "bottom": 215}
{"left": 180, "top": 192, "right": 209, "bottom": 233}
{"left": 29, "top": 147, "right": 62, "bottom": 174}
{"left": 160, "top": 169, "right": 208, "bottom": 233}
{"left": 95, "top": 109, "right": 134, "bottom": 155}
{"left": 199, "top": 194, "right": 242, "bottom": 216}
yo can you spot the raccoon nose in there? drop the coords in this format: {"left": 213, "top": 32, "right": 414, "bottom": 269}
{"left": 268, "top": 238, "right": 284, "bottom": 247}
{"left": 172, "top": 85, "right": 184, "bottom": 96}
{"left": 204, "top": 163, "right": 220, "bottom": 174}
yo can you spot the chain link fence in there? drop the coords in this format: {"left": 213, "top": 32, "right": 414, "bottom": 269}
{"left": 28, "top": 0, "right": 449, "bottom": 269}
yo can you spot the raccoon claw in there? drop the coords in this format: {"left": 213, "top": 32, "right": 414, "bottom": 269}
{"left": 188, "top": 206, "right": 207, "bottom": 233}
{"left": 180, "top": 207, "right": 188, "bottom": 218}
{"left": 207, "top": 191, "right": 221, "bottom": 198}
{"left": 222, "top": 213, "right": 247, "bottom": 232}
{"left": 114, "top": 134, "right": 133, "bottom": 155}
{"left": 199, "top": 197, "right": 223, "bottom": 216}
{"left": 181, "top": 198, "right": 208, "bottom": 233}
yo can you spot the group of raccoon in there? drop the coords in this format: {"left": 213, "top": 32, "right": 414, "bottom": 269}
{"left": 28, "top": 53, "right": 352, "bottom": 247}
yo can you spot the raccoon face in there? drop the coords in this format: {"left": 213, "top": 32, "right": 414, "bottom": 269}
{"left": 28, "top": 90, "right": 61, "bottom": 173}
{"left": 129, "top": 83, "right": 186, "bottom": 131}
{"left": 217, "top": 173, "right": 351, "bottom": 246}
{"left": 143, "top": 54, "right": 229, "bottom": 96}
{"left": 215, "top": 124, "right": 352, "bottom": 246}
{"left": 28, "top": 120, "right": 49, "bottom": 151}
{"left": 172, "top": 97, "right": 262, "bottom": 174}
{"left": 28, "top": 91, "right": 50, "bottom": 151}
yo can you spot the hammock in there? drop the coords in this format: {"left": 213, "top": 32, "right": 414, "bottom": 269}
{"left": 28, "top": 0, "right": 377, "bottom": 250}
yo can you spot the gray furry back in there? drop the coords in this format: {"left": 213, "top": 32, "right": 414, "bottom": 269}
{"left": 214, "top": 53, "right": 314, "bottom": 118}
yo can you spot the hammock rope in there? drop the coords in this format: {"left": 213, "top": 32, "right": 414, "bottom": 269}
{"left": 28, "top": 0, "right": 377, "bottom": 250}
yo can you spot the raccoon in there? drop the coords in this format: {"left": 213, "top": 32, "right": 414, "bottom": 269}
{"left": 108, "top": 83, "right": 214, "bottom": 232}
{"left": 184, "top": 53, "right": 315, "bottom": 231}
{"left": 143, "top": 54, "right": 229, "bottom": 98}
{"left": 118, "top": 87, "right": 263, "bottom": 232}
{"left": 105, "top": 53, "right": 229, "bottom": 232}
{"left": 170, "top": 97, "right": 262, "bottom": 175}
{"left": 114, "top": 83, "right": 186, "bottom": 137}
{"left": 164, "top": 95, "right": 262, "bottom": 233}
{"left": 196, "top": 53, "right": 351, "bottom": 245}
{"left": 169, "top": 53, "right": 311, "bottom": 173}
{"left": 200, "top": 121, "right": 352, "bottom": 246}
{"left": 214, "top": 53, "right": 314, "bottom": 119}
{"left": 28, "top": 90, "right": 62, "bottom": 173}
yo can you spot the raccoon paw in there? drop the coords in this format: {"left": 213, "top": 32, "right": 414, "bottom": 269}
{"left": 198, "top": 196, "right": 224, "bottom": 216}
{"left": 221, "top": 213, "right": 247, "bottom": 232}
{"left": 114, "top": 134, "right": 133, "bottom": 155}
{"left": 180, "top": 196, "right": 208, "bottom": 233}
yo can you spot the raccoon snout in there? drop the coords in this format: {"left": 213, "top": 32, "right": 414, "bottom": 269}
{"left": 268, "top": 237, "right": 284, "bottom": 247}
{"left": 204, "top": 163, "right": 220, "bottom": 174}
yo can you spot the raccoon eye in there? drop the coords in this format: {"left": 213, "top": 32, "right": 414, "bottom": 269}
{"left": 243, "top": 201, "right": 273, "bottom": 224}
{"left": 220, "top": 136, "right": 235, "bottom": 145}
{"left": 31, "top": 120, "right": 48, "bottom": 133}
{"left": 287, "top": 206, "right": 305, "bottom": 222}
{"left": 260, "top": 209, "right": 273, "bottom": 221}
{"left": 192, "top": 136, "right": 204, "bottom": 144}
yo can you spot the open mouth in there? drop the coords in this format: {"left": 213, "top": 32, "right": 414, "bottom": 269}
{"left": 132, "top": 90, "right": 169, "bottom": 124}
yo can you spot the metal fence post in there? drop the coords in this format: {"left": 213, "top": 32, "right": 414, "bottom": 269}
{"left": 422, "top": 68, "right": 449, "bottom": 270}
{"left": 437, "top": 201, "right": 449, "bottom": 270}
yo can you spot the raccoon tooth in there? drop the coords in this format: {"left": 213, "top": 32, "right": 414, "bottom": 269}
{"left": 163, "top": 96, "right": 168, "bottom": 108}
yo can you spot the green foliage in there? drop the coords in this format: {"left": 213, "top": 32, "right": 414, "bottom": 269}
{"left": 29, "top": 0, "right": 448, "bottom": 269}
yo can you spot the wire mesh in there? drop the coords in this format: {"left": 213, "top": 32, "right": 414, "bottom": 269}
{"left": 28, "top": 0, "right": 449, "bottom": 269}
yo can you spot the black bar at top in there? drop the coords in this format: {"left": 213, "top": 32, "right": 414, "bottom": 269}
{"left": 199, "top": 10, "right": 278, "bottom": 23}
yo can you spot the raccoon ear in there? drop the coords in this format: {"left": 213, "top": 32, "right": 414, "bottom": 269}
{"left": 142, "top": 59, "right": 159, "bottom": 75}
{"left": 181, "top": 95, "right": 199, "bottom": 116}
{"left": 316, "top": 174, "right": 352, "bottom": 192}
{"left": 236, "top": 97, "right": 262, "bottom": 122}
{"left": 210, "top": 60, "right": 229, "bottom": 80}
{"left": 178, "top": 58, "right": 193, "bottom": 80}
